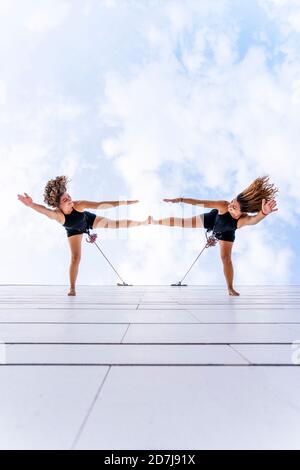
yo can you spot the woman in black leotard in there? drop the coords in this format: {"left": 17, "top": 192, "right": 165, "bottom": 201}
{"left": 18, "top": 175, "right": 151, "bottom": 296}
{"left": 150, "top": 176, "right": 278, "bottom": 296}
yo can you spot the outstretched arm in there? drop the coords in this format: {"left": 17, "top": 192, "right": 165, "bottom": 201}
{"left": 17, "top": 193, "right": 61, "bottom": 221}
{"left": 237, "top": 199, "right": 278, "bottom": 228}
{"left": 164, "top": 198, "right": 229, "bottom": 210}
{"left": 74, "top": 200, "right": 139, "bottom": 211}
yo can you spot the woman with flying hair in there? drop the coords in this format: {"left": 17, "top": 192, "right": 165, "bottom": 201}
{"left": 18, "top": 175, "right": 150, "bottom": 296}
{"left": 150, "top": 176, "right": 278, "bottom": 296}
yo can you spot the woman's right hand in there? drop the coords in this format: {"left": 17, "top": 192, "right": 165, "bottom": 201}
{"left": 163, "top": 198, "right": 182, "bottom": 203}
{"left": 17, "top": 193, "right": 34, "bottom": 207}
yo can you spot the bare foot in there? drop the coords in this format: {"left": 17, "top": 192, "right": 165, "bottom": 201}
{"left": 228, "top": 288, "right": 240, "bottom": 296}
{"left": 147, "top": 215, "right": 154, "bottom": 224}
{"left": 68, "top": 288, "right": 76, "bottom": 296}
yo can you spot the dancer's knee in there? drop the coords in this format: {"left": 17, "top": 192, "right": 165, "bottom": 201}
{"left": 221, "top": 253, "right": 231, "bottom": 263}
{"left": 71, "top": 254, "right": 81, "bottom": 264}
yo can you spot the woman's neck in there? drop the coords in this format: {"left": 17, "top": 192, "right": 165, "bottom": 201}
{"left": 62, "top": 207, "right": 74, "bottom": 215}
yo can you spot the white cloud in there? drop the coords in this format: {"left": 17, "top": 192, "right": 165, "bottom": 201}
{"left": 25, "top": 1, "right": 71, "bottom": 32}
{"left": 0, "top": 80, "right": 7, "bottom": 105}
{"left": 0, "top": 0, "right": 12, "bottom": 16}
{"left": 235, "top": 226, "right": 293, "bottom": 284}
{"left": 99, "top": 2, "right": 299, "bottom": 285}
{"left": 102, "top": 0, "right": 116, "bottom": 7}
{"left": 0, "top": 0, "right": 298, "bottom": 287}
{"left": 0, "top": 86, "right": 87, "bottom": 284}
{"left": 83, "top": 1, "right": 93, "bottom": 16}
{"left": 83, "top": 0, "right": 116, "bottom": 16}
{"left": 36, "top": 89, "right": 86, "bottom": 121}
{"left": 260, "top": 0, "right": 300, "bottom": 33}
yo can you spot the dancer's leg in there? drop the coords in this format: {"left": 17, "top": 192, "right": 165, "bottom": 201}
{"left": 152, "top": 215, "right": 205, "bottom": 228}
{"left": 219, "top": 240, "right": 240, "bottom": 296}
{"left": 93, "top": 215, "right": 151, "bottom": 229}
{"left": 67, "top": 234, "right": 83, "bottom": 296}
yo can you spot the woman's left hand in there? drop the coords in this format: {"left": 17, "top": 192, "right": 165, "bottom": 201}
{"left": 262, "top": 198, "right": 278, "bottom": 215}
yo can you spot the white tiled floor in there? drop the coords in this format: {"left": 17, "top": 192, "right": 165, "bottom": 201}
{"left": 0, "top": 284, "right": 300, "bottom": 450}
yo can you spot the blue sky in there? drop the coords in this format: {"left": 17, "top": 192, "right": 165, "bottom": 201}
{"left": 0, "top": 0, "right": 299, "bottom": 286}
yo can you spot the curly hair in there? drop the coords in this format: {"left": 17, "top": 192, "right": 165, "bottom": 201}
{"left": 43, "top": 175, "right": 70, "bottom": 208}
{"left": 236, "top": 175, "right": 279, "bottom": 213}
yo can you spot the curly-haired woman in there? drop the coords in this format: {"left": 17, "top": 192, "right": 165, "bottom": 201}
{"left": 151, "top": 176, "right": 278, "bottom": 296}
{"left": 18, "top": 175, "right": 150, "bottom": 296}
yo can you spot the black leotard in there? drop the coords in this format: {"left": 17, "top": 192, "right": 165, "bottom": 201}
{"left": 62, "top": 208, "right": 97, "bottom": 238}
{"left": 203, "top": 209, "right": 238, "bottom": 242}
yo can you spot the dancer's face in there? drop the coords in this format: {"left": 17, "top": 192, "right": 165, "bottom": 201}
{"left": 228, "top": 198, "right": 242, "bottom": 218}
{"left": 59, "top": 192, "right": 73, "bottom": 213}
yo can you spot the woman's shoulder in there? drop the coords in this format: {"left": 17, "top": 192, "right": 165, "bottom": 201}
{"left": 236, "top": 212, "right": 249, "bottom": 229}
{"left": 216, "top": 201, "right": 230, "bottom": 215}
{"left": 53, "top": 209, "right": 65, "bottom": 225}
{"left": 72, "top": 201, "right": 85, "bottom": 212}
